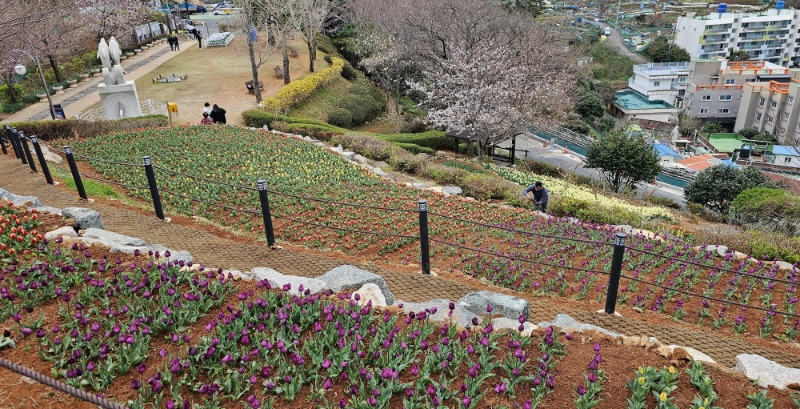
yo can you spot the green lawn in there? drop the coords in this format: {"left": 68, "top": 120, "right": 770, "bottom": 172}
{"left": 287, "top": 76, "right": 354, "bottom": 122}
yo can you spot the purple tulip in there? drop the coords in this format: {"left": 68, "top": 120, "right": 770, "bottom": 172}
{"left": 486, "top": 304, "right": 493, "bottom": 313}
{"left": 131, "top": 379, "right": 142, "bottom": 390}
{"left": 461, "top": 396, "right": 472, "bottom": 407}
{"left": 323, "top": 378, "right": 333, "bottom": 389}
{"left": 588, "top": 372, "right": 597, "bottom": 383}
{"left": 577, "top": 384, "right": 587, "bottom": 396}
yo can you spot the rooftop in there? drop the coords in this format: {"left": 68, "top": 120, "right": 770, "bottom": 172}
{"left": 708, "top": 133, "right": 743, "bottom": 153}
{"left": 772, "top": 145, "right": 800, "bottom": 156}
{"left": 653, "top": 143, "right": 682, "bottom": 159}
{"left": 615, "top": 89, "right": 676, "bottom": 111}
{"left": 692, "top": 8, "right": 795, "bottom": 21}
{"left": 633, "top": 62, "right": 690, "bottom": 76}
{"left": 677, "top": 154, "right": 737, "bottom": 172}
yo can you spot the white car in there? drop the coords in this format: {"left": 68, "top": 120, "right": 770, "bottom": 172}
{"left": 212, "top": 7, "right": 236, "bottom": 15}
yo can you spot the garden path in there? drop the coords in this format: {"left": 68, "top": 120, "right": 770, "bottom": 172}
{"left": 2, "top": 155, "right": 800, "bottom": 369}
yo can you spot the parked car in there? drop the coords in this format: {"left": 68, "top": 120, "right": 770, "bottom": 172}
{"left": 197, "top": 5, "right": 207, "bottom": 13}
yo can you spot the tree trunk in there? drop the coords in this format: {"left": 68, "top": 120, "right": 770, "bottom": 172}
{"left": 48, "top": 55, "right": 62, "bottom": 83}
{"left": 281, "top": 34, "right": 290, "bottom": 85}
{"left": 307, "top": 37, "right": 316, "bottom": 72}
{"left": 3, "top": 73, "right": 19, "bottom": 104}
{"left": 247, "top": 28, "right": 262, "bottom": 103}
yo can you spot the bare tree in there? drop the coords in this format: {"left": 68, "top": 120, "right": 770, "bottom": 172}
{"left": 292, "top": 0, "right": 331, "bottom": 72}
{"left": 28, "top": 0, "right": 90, "bottom": 83}
{"left": 235, "top": 0, "right": 279, "bottom": 102}
{"left": 76, "top": 0, "right": 151, "bottom": 42}
{"left": 261, "top": 0, "right": 299, "bottom": 84}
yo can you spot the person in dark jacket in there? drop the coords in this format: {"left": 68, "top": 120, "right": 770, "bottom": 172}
{"left": 209, "top": 104, "right": 227, "bottom": 124}
{"left": 521, "top": 181, "right": 549, "bottom": 213}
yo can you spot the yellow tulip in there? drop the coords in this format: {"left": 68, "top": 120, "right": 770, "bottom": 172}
{"left": 659, "top": 392, "right": 667, "bottom": 403}
{"left": 668, "top": 366, "right": 676, "bottom": 374}
{"left": 638, "top": 377, "right": 645, "bottom": 385}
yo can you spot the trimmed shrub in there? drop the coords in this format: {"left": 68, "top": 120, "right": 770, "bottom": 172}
{"left": 327, "top": 108, "right": 353, "bottom": 128}
{"left": 394, "top": 143, "right": 433, "bottom": 155}
{"left": 9, "top": 115, "right": 168, "bottom": 141}
{"left": 520, "top": 159, "right": 563, "bottom": 178}
{"left": 242, "top": 110, "right": 336, "bottom": 129}
{"left": 441, "top": 160, "right": 489, "bottom": 174}
{"left": 387, "top": 151, "right": 426, "bottom": 174}
{"left": 260, "top": 57, "right": 344, "bottom": 113}
{"left": 382, "top": 131, "right": 450, "bottom": 151}
{"left": 2, "top": 103, "right": 24, "bottom": 113}
{"left": 0, "top": 84, "right": 23, "bottom": 104}
{"left": 549, "top": 197, "right": 591, "bottom": 217}
{"left": 316, "top": 34, "right": 337, "bottom": 54}
{"left": 333, "top": 133, "right": 398, "bottom": 162}
{"left": 337, "top": 94, "right": 371, "bottom": 124}
{"left": 341, "top": 60, "right": 358, "bottom": 81}
{"left": 461, "top": 174, "right": 516, "bottom": 200}
{"left": 271, "top": 123, "right": 341, "bottom": 141}
{"left": 421, "top": 164, "right": 470, "bottom": 186}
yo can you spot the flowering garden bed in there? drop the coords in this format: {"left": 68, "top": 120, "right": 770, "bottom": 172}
{"left": 0, "top": 202, "right": 798, "bottom": 408}
{"left": 59, "top": 126, "right": 800, "bottom": 343}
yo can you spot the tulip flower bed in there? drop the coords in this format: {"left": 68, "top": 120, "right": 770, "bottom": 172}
{"left": 1, "top": 203, "right": 799, "bottom": 408}
{"left": 63, "top": 127, "right": 800, "bottom": 340}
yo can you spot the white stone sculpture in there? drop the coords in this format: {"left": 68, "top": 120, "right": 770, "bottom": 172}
{"left": 96, "top": 37, "right": 141, "bottom": 119}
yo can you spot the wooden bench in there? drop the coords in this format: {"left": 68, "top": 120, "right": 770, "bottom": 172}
{"left": 289, "top": 47, "right": 299, "bottom": 58}
{"left": 273, "top": 65, "right": 284, "bottom": 79}
{"left": 245, "top": 80, "right": 264, "bottom": 94}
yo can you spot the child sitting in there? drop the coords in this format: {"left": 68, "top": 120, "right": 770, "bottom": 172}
{"left": 201, "top": 112, "right": 212, "bottom": 125}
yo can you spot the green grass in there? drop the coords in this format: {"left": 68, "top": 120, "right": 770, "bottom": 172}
{"left": 288, "top": 76, "right": 355, "bottom": 122}
{"left": 51, "top": 166, "right": 123, "bottom": 200}
{"left": 441, "top": 160, "right": 489, "bottom": 174}
{"left": 588, "top": 43, "right": 634, "bottom": 85}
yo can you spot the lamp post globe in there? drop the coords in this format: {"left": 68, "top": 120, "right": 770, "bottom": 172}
{"left": 13, "top": 64, "right": 26, "bottom": 76}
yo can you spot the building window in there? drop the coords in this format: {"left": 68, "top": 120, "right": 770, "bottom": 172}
{"left": 760, "top": 97, "right": 766, "bottom": 106}
{"left": 789, "top": 96, "right": 795, "bottom": 104}
{"left": 702, "top": 95, "right": 711, "bottom": 101}
{"left": 717, "top": 108, "right": 730, "bottom": 114}
{"left": 699, "top": 108, "right": 709, "bottom": 114}
{"left": 654, "top": 81, "right": 661, "bottom": 86}
{"left": 756, "top": 112, "right": 762, "bottom": 121}
{"left": 768, "top": 116, "right": 774, "bottom": 123}
{"left": 785, "top": 112, "right": 790, "bottom": 120}
{"left": 720, "top": 95, "right": 732, "bottom": 101}
{"left": 725, "top": 79, "right": 735, "bottom": 84}
{"left": 679, "top": 76, "right": 687, "bottom": 83}
{"left": 771, "top": 100, "right": 778, "bottom": 108}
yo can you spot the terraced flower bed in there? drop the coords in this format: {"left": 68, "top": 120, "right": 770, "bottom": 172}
{"left": 1, "top": 201, "right": 798, "bottom": 408}
{"left": 61, "top": 127, "right": 800, "bottom": 341}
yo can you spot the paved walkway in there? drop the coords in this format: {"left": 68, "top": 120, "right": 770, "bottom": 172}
{"left": 1, "top": 40, "right": 196, "bottom": 123}
{"left": 2, "top": 155, "right": 800, "bottom": 369}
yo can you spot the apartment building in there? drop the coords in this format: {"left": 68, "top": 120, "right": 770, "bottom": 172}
{"left": 735, "top": 79, "right": 800, "bottom": 146}
{"left": 674, "top": 5, "right": 800, "bottom": 67}
{"left": 628, "top": 62, "right": 690, "bottom": 107}
{"left": 683, "top": 60, "right": 792, "bottom": 126}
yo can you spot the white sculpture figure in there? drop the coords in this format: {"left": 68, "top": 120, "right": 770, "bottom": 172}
{"left": 108, "top": 37, "right": 122, "bottom": 66}
{"left": 96, "top": 36, "right": 141, "bottom": 120}
{"left": 97, "top": 38, "right": 111, "bottom": 70}
{"left": 112, "top": 64, "right": 126, "bottom": 85}
{"left": 102, "top": 67, "right": 114, "bottom": 86}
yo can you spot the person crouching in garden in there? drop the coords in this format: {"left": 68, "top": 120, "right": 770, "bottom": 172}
{"left": 522, "top": 181, "right": 549, "bottom": 214}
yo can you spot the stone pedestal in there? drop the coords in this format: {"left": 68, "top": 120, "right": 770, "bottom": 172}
{"left": 98, "top": 81, "right": 142, "bottom": 119}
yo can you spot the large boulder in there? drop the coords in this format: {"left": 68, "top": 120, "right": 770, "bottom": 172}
{"left": 82, "top": 228, "right": 147, "bottom": 247}
{"left": 733, "top": 354, "right": 800, "bottom": 390}
{"left": 0, "top": 188, "right": 41, "bottom": 208}
{"left": 492, "top": 317, "right": 536, "bottom": 337}
{"left": 352, "top": 283, "right": 387, "bottom": 307}
{"left": 44, "top": 226, "right": 78, "bottom": 241}
{"left": 397, "top": 299, "right": 477, "bottom": 329}
{"left": 251, "top": 267, "right": 326, "bottom": 296}
{"left": 538, "top": 314, "right": 621, "bottom": 338}
{"left": 458, "top": 291, "right": 530, "bottom": 321}
{"left": 317, "top": 265, "right": 395, "bottom": 305}
{"left": 442, "top": 186, "right": 463, "bottom": 196}
{"left": 147, "top": 244, "right": 193, "bottom": 264}
{"left": 62, "top": 207, "right": 104, "bottom": 230}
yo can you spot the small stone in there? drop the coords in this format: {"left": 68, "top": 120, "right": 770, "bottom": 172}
{"left": 672, "top": 347, "right": 691, "bottom": 362}
{"left": 639, "top": 335, "right": 649, "bottom": 346}
{"left": 20, "top": 376, "right": 35, "bottom": 384}
{"left": 632, "top": 307, "right": 644, "bottom": 313}
{"left": 442, "top": 186, "right": 463, "bottom": 196}
{"left": 656, "top": 346, "right": 672, "bottom": 359}
{"left": 622, "top": 336, "right": 638, "bottom": 346}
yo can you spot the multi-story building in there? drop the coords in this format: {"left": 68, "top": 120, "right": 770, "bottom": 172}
{"left": 735, "top": 79, "right": 800, "bottom": 146}
{"left": 683, "top": 59, "right": 792, "bottom": 126}
{"left": 674, "top": 5, "right": 800, "bottom": 67}
{"left": 628, "top": 62, "right": 690, "bottom": 107}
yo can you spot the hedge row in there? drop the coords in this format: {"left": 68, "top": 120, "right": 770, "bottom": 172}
{"left": 7, "top": 115, "right": 169, "bottom": 141}
{"left": 328, "top": 79, "right": 385, "bottom": 127}
{"left": 260, "top": 57, "right": 344, "bottom": 113}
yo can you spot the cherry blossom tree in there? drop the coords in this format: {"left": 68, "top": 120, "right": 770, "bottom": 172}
{"left": 350, "top": 0, "right": 575, "bottom": 156}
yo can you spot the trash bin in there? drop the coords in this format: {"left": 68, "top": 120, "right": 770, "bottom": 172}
{"left": 53, "top": 104, "right": 66, "bottom": 120}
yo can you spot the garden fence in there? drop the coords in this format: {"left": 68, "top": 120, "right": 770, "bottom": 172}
{"left": 3, "top": 126, "right": 799, "bottom": 325}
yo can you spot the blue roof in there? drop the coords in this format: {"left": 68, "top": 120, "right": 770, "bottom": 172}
{"left": 772, "top": 145, "right": 800, "bottom": 156}
{"left": 653, "top": 143, "right": 682, "bottom": 159}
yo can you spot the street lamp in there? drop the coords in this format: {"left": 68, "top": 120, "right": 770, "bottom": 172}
{"left": 12, "top": 47, "right": 57, "bottom": 120}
